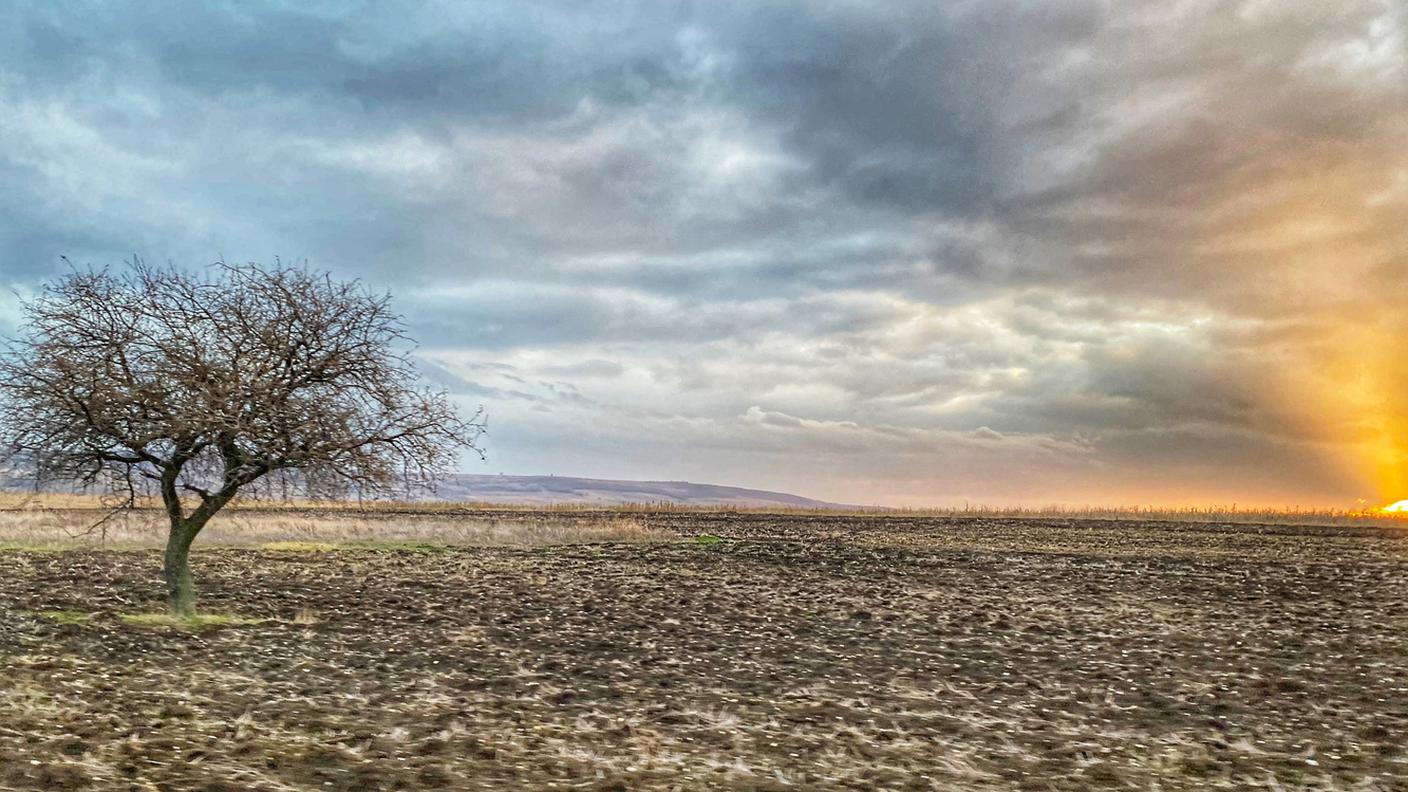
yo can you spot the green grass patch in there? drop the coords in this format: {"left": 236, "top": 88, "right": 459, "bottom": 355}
{"left": 120, "top": 613, "right": 264, "bottom": 630}
{"left": 260, "top": 541, "right": 338, "bottom": 552}
{"left": 24, "top": 610, "right": 94, "bottom": 625}
{"left": 695, "top": 534, "right": 724, "bottom": 547}
{"left": 0, "top": 542, "right": 81, "bottom": 553}
{"left": 0, "top": 542, "right": 153, "bottom": 553}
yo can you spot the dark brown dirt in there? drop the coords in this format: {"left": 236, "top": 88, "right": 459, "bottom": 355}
{"left": 2, "top": 515, "right": 1407, "bottom": 790}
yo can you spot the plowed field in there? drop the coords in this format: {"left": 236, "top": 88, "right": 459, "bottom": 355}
{"left": 2, "top": 514, "right": 1406, "bottom": 790}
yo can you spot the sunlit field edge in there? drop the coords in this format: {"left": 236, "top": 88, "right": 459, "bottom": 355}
{"left": 1, "top": 492, "right": 1406, "bottom": 532}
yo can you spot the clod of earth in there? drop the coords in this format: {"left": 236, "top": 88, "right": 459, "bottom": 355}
{"left": 0, "top": 513, "right": 1405, "bottom": 791}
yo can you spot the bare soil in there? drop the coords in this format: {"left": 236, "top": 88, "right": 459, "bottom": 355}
{"left": 2, "top": 514, "right": 1407, "bottom": 790}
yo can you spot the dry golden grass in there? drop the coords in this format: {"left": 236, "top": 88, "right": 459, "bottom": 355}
{"left": 0, "top": 505, "right": 664, "bottom": 549}
{"left": 568, "top": 500, "right": 1408, "bottom": 527}
{"left": 6, "top": 489, "right": 1408, "bottom": 520}
{"left": 0, "top": 492, "right": 148, "bottom": 510}
{"left": 3, "top": 491, "right": 1405, "bottom": 548}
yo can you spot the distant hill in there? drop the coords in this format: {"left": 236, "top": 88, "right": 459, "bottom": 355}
{"left": 0, "top": 467, "right": 851, "bottom": 509}
{"left": 434, "top": 474, "right": 851, "bottom": 509}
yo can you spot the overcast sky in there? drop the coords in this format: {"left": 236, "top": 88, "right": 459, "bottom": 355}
{"left": 1, "top": 1, "right": 1405, "bottom": 507}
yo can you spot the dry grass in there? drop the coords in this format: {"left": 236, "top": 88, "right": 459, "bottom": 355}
{"left": 0, "top": 506, "right": 665, "bottom": 549}
{"left": 3, "top": 490, "right": 1406, "bottom": 527}
{"left": 0, "top": 492, "right": 146, "bottom": 510}
{"left": 570, "top": 501, "right": 1408, "bottom": 528}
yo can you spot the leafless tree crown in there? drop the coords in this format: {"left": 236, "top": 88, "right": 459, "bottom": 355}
{"left": 0, "top": 260, "right": 484, "bottom": 518}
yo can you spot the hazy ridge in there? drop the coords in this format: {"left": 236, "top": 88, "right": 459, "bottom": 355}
{"left": 435, "top": 474, "right": 851, "bottom": 508}
{"left": 0, "top": 467, "right": 851, "bottom": 509}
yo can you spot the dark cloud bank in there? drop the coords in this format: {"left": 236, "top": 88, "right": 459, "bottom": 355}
{"left": 1, "top": 0, "right": 1404, "bottom": 506}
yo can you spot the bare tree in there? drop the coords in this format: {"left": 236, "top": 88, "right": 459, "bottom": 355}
{"left": 0, "top": 260, "right": 484, "bottom": 614}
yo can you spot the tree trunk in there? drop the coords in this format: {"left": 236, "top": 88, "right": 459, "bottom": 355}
{"left": 164, "top": 520, "right": 200, "bottom": 616}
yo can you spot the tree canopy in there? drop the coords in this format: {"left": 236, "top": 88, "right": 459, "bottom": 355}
{"left": 0, "top": 261, "right": 484, "bottom": 612}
